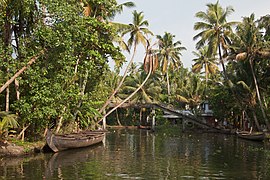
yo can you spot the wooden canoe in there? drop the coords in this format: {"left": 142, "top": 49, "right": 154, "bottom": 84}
{"left": 137, "top": 125, "right": 152, "bottom": 130}
{"left": 46, "top": 129, "right": 105, "bottom": 152}
{"left": 236, "top": 131, "right": 265, "bottom": 142}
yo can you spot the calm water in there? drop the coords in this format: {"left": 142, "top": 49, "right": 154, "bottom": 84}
{"left": 1, "top": 128, "right": 270, "bottom": 179}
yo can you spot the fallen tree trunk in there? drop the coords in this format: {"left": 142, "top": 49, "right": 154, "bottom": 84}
{"left": 0, "top": 50, "right": 45, "bottom": 94}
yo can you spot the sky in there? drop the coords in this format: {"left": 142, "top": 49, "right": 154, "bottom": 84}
{"left": 112, "top": 0, "right": 270, "bottom": 71}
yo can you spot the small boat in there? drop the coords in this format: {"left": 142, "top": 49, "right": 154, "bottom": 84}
{"left": 45, "top": 129, "right": 105, "bottom": 152}
{"left": 137, "top": 125, "right": 152, "bottom": 130}
{"left": 236, "top": 131, "right": 265, "bottom": 142}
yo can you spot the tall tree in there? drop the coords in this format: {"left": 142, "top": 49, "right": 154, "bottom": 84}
{"left": 99, "top": 10, "right": 153, "bottom": 113}
{"left": 192, "top": 46, "right": 218, "bottom": 82}
{"left": 0, "top": 0, "right": 123, "bottom": 136}
{"left": 193, "top": 1, "right": 238, "bottom": 79}
{"left": 156, "top": 32, "right": 186, "bottom": 96}
{"left": 120, "top": 64, "right": 162, "bottom": 124}
{"left": 234, "top": 14, "right": 270, "bottom": 129}
{"left": 0, "top": 0, "right": 38, "bottom": 112}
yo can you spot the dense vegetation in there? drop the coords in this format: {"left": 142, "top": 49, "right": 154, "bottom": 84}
{"left": 0, "top": 1, "right": 270, "bottom": 140}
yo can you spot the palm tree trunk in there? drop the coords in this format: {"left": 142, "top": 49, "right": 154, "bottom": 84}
{"left": 98, "top": 44, "right": 137, "bottom": 114}
{"left": 166, "top": 70, "right": 171, "bottom": 96}
{"left": 116, "top": 109, "right": 122, "bottom": 126}
{"left": 218, "top": 44, "right": 228, "bottom": 80}
{"left": 249, "top": 58, "right": 270, "bottom": 129}
{"left": 5, "top": 86, "right": 9, "bottom": 112}
{"left": 14, "top": 79, "right": 20, "bottom": 100}
{"left": 139, "top": 108, "right": 143, "bottom": 125}
{"left": 96, "top": 56, "right": 153, "bottom": 125}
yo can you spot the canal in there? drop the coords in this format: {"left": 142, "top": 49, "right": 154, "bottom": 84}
{"left": 1, "top": 128, "right": 270, "bottom": 179}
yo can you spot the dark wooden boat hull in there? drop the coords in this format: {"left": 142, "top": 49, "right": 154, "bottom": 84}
{"left": 137, "top": 125, "right": 152, "bottom": 130}
{"left": 237, "top": 132, "right": 265, "bottom": 141}
{"left": 46, "top": 130, "right": 105, "bottom": 152}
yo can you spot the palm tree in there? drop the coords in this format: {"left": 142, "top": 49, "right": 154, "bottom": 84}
{"left": 236, "top": 81, "right": 261, "bottom": 131}
{"left": 120, "top": 65, "right": 162, "bottom": 124}
{"left": 0, "top": 111, "right": 19, "bottom": 138}
{"left": 193, "top": 1, "right": 238, "bottom": 79}
{"left": 156, "top": 32, "right": 186, "bottom": 96}
{"left": 122, "top": 65, "right": 162, "bottom": 104}
{"left": 192, "top": 46, "right": 219, "bottom": 82}
{"left": 257, "top": 14, "right": 270, "bottom": 41}
{"left": 80, "top": 1, "right": 135, "bottom": 20}
{"left": 99, "top": 10, "right": 153, "bottom": 114}
{"left": 110, "top": 1, "right": 136, "bottom": 20}
{"left": 96, "top": 44, "right": 157, "bottom": 125}
{"left": 233, "top": 14, "right": 270, "bottom": 129}
{"left": 175, "top": 73, "right": 205, "bottom": 111}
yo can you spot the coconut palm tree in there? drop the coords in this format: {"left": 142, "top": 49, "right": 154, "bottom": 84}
{"left": 193, "top": 1, "right": 238, "bottom": 79}
{"left": 156, "top": 32, "right": 186, "bottom": 96}
{"left": 121, "top": 65, "right": 162, "bottom": 104}
{"left": 96, "top": 42, "right": 157, "bottom": 125}
{"left": 80, "top": 0, "right": 135, "bottom": 20}
{"left": 192, "top": 46, "right": 219, "bottom": 82}
{"left": 175, "top": 73, "right": 205, "bottom": 111}
{"left": 99, "top": 10, "right": 153, "bottom": 114}
{"left": 120, "top": 65, "right": 162, "bottom": 124}
{"left": 110, "top": 1, "right": 136, "bottom": 20}
{"left": 233, "top": 14, "right": 270, "bottom": 129}
{"left": 257, "top": 14, "right": 270, "bottom": 41}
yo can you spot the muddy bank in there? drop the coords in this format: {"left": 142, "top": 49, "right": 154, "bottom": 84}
{"left": 0, "top": 140, "right": 44, "bottom": 157}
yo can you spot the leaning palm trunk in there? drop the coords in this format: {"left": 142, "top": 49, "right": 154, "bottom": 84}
{"left": 96, "top": 55, "right": 154, "bottom": 126}
{"left": 218, "top": 44, "right": 228, "bottom": 80}
{"left": 0, "top": 50, "right": 45, "bottom": 94}
{"left": 98, "top": 45, "right": 137, "bottom": 114}
{"left": 249, "top": 58, "right": 270, "bottom": 129}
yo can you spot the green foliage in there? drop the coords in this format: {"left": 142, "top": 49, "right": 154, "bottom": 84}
{"left": 0, "top": 111, "right": 19, "bottom": 138}
{"left": 0, "top": 0, "right": 124, "bottom": 135}
{"left": 120, "top": 64, "right": 162, "bottom": 104}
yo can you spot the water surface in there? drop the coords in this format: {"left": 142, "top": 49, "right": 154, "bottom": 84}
{"left": 0, "top": 128, "right": 269, "bottom": 179}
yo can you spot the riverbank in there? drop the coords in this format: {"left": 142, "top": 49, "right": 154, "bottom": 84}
{"left": 0, "top": 139, "right": 44, "bottom": 157}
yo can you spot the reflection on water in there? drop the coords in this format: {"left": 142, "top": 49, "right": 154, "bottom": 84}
{"left": 0, "top": 128, "right": 270, "bottom": 179}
